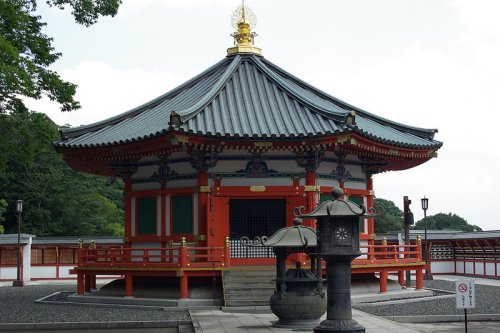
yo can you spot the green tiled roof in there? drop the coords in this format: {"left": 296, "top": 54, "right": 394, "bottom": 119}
{"left": 56, "top": 54, "right": 441, "bottom": 149}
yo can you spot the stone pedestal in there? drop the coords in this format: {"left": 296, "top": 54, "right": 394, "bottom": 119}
{"left": 314, "top": 255, "right": 365, "bottom": 333}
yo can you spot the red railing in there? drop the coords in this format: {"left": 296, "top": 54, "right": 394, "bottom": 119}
{"left": 76, "top": 238, "right": 422, "bottom": 270}
{"left": 78, "top": 238, "right": 231, "bottom": 270}
{"left": 354, "top": 241, "right": 422, "bottom": 265}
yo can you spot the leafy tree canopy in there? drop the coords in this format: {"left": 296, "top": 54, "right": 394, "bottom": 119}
{"left": 0, "top": 110, "right": 123, "bottom": 236}
{"left": 414, "top": 213, "right": 482, "bottom": 232}
{"left": 373, "top": 198, "right": 404, "bottom": 233}
{"left": 0, "top": 199, "right": 6, "bottom": 234}
{"left": 0, "top": 0, "right": 121, "bottom": 114}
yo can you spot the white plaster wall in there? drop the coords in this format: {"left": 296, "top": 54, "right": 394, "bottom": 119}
{"left": 165, "top": 195, "right": 171, "bottom": 236}
{"left": 347, "top": 164, "right": 364, "bottom": 178}
{"left": 0, "top": 267, "right": 17, "bottom": 280}
{"left": 31, "top": 266, "right": 57, "bottom": 279}
{"left": 193, "top": 193, "right": 199, "bottom": 235}
{"left": 485, "top": 263, "right": 495, "bottom": 276}
{"left": 156, "top": 195, "right": 162, "bottom": 236}
{"left": 133, "top": 164, "right": 158, "bottom": 179}
{"left": 166, "top": 179, "right": 197, "bottom": 189}
{"left": 132, "top": 183, "right": 161, "bottom": 191}
{"left": 465, "top": 262, "right": 474, "bottom": 274}
{"left": 474, "top": 262, "right": 484, "bottom": 275}
{"left": 171, "top": 162, "right": 195, "bottom": 175}
{"left": 344, "top": 181, "right": 367, "bottom": 190}
{"left": 266, "top": 160, "right": 304, "bottom": 173}
{"left": 431, "top": 261, "right": 455, "bottom": 274}
{"left": 316, "top": 161, "right": 336, "bottom": 175}
{"left": 23, "top": 242, "right": 31, "bottom": 282}
{"left": 456, "top": 262, "right": 465, "bottom": 274}
{"left": 317, "top": 179, "right": 341, "bottom": 188}
{"left": 59, "top": 265, "right": 76, "bottom": 278}
{"left": 209, "top": 160, "right": 247, "bottom": 173}
{"left": 220, "top": 178, "right": 293, "bottom": 186}
{"left": 131, "top": 197, "right": 136, "bottom": 237}
{"left": 131, "top": 242, "right": 162, "bottom": 262}
{"left": 358, "top": 240, "right": 368, "bottom": 259}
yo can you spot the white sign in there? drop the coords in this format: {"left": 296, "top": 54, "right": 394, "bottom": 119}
{"left": 456, "top": 280, "right": 475, "bottom": 309}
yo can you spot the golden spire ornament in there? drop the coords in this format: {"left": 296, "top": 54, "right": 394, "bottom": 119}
{"left": 227, "top": 1, "right": 262, "bottom": 55}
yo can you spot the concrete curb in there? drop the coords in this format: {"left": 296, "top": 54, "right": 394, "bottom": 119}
{"left": 0, "top": 320, "right": 191, "bottom": 331}
{"left": 384, "top": 314, "right": 500, "bottom": 323}
{"left": 36, "top": 292, "right": 222, "bottom": 311}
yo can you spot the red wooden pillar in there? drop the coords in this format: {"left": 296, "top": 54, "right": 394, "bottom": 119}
{"left": 366, "top": 176, "right": 375, "bottom": 246}
{"left": 305, "top": 170, "right": 317, "bottom": 229}
{"left": 160, "top": 182, "right": 167, "bottom": 261}
{"left": 224, "top": 236, "right": 231, "bottom": 268}
{"left": 90, "top": 275, "right": 96, "bottom": 289}
{"left": 179, "top": 237, "right": 189, "bottom": 299}
{"left": 77, "top": 272, "right": 85, "bottom": 295}
{"left": 124, "top": 180, "right": 132, "bottom": 247}
{"left": 398, "top": 271, "right": 405, "bottom": 286}
{"left": 125, "top": 273, "right": 134, "bottom": 297}
{"left": 379, "top": 269, "right": 388, "bottom": 293}
{"left": 198, "top": 171, "right": 209, "bottom": 243}
{"left": 84, "top": 274, "right": 91, "bottom": 292}
{"left": 416, "top": 269, "right": 424, "bottom": 289}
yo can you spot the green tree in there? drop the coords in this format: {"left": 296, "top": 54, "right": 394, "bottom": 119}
{"left": 414, "top": 213, "right": 482, "bottom": 232}
{"left": 0, "top": 110, "right": 123, "bottom": 236}
{"left": 373, "top": 198, "right": 404, "bottom": 233}
{"left": 0, "top": 199, "right": 6, "bottom": 234}
{"left": 0, "top": 0, "right": 121, "bottom": 114}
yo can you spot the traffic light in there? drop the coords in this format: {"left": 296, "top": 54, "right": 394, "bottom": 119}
{"left": 404, "top": 196, "right": 414, "bottom": 225}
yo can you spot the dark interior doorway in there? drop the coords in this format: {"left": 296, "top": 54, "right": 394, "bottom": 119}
{"left": 229, "top": 199, "right": 286, "bottom": 258}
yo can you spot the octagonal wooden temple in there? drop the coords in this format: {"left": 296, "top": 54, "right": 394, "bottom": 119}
{"left": 55, "top": 6, "right": 442, "bottom": 299}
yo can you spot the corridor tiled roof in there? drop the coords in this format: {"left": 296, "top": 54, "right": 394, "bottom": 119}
{"left": 56, "top": 53, "right": 442, "bottom": 149}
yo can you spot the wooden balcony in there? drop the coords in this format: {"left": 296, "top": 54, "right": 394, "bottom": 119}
{"left": 73, "top": 237, "right": 425, "bottom": 297}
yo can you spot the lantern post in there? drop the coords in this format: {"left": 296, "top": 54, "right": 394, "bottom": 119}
{"left": 13, "top": 200, "right": 24, "bottom": 287}
{"left": 297, "top": 188, "right": 374, "bottom": 333}
{"left": 421, "top": 196, "right": 432, "bottom": 280}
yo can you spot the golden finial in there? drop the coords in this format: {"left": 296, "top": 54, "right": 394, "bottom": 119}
{"left": 225, "top": 236, "right": 230, "bottom": 248}
{"left": 382, "top": 237, "right": 387, "bottom": 246}
{"left": 227, "top": 1, "right": 262, "bottom": 55}
{"left": 78, "top": 239, "right": 83, "bottom": 249}
{"left": 181, "top": 237, "right": 187, "bottom": 247}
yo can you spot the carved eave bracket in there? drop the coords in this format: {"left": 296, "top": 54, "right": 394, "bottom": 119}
{"left": 188, "top": 146, "right": 220, "bottom": 172}
{"left": 112, "top": 163, "right": 138, "bottom": 180}
{"left": 296, "top": 150, "right": 325, "bottom": 172}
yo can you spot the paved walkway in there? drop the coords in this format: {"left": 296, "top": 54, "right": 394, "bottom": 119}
{"left": 190, "top": 276, "right": 500, "bottom": 333}
{"left": 190, "top": 308, "right": 500, "bottom": 333}
{"left": 190, "top": 309, "right": 424, "bottom": 333}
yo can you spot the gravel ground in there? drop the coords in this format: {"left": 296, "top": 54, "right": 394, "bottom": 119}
{"left": 354, "top": 280, "right": 500, "bottom": 317}
{"left": 0, "top": 282, "right": 190, "bottom": 323}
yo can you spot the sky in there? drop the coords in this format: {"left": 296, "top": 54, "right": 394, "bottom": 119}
{"left": 28, "top": 0, "right": 500, "bottom": 231}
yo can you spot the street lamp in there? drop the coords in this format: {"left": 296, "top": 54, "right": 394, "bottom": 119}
{"left": 420, "top": 196, "right": 432, "bottom": 280}
{"left": 12, "top": 200, "right": 24, "bottom": 287}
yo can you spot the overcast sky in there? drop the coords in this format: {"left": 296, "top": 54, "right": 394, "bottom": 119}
{"left": 29, "top": 0, "right": 500, "bottom": 231}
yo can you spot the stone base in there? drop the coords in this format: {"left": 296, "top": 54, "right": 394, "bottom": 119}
{"left": 272, "top": 318, "right": 322, "bottom": 329}
{"left": 12, "top": 280, "right": 24, "bottom": 287}
{"left": 313, "top": 319, "right": 365, "bottom": 333}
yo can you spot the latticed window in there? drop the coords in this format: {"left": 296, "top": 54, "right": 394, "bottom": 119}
{"left": 59, "top": 248, "right": 77, "bottom": 264}
{"left": 0, "top": 248, "right": 17, "bottom": 265}
{"left": 229, "top": 199, "right": 285, "bottom": 258}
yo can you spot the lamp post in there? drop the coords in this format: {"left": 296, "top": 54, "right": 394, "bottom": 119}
{"left": 13, "top": 200, "right": 24, "bottom": 287}
{"left": 421, "top": 196, "right": 432, "bottom": 280}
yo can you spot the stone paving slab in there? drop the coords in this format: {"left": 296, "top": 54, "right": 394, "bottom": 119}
{"left": 189, "top": 309, "right": 425, "bottom": 333}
